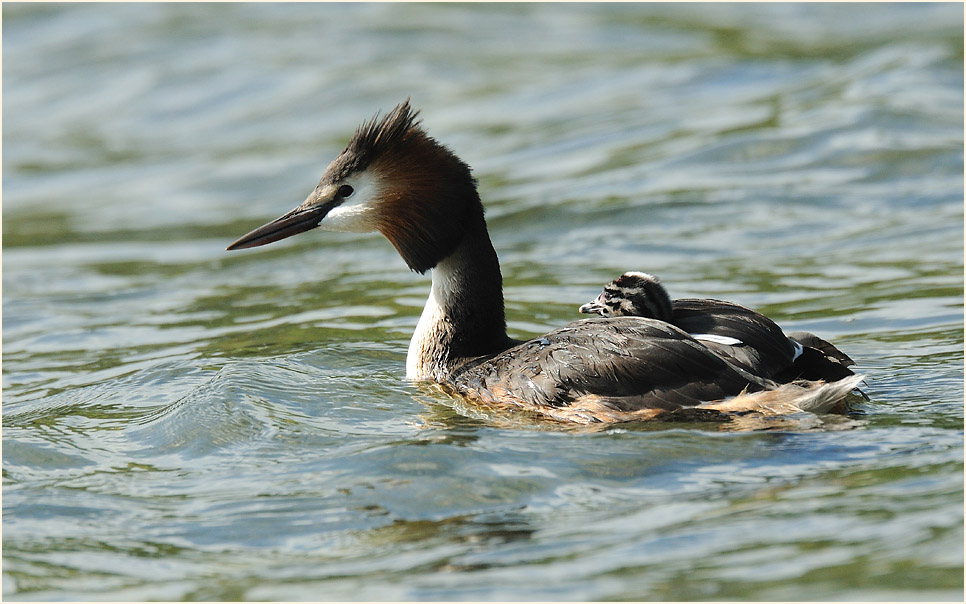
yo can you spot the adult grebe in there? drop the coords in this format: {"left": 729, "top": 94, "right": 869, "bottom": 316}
{"left": 579, "top": 271, "right": 857, "bottom": 384}
{"left": 227, "top": 100, "right": 862, "bottom": 424}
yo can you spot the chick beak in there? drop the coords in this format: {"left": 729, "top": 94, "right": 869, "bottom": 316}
{"left": 578, "top": 295, "right": 606, "bottom": 316}
{"left": 226, "top": 190, "right": 337, "bottom": 251}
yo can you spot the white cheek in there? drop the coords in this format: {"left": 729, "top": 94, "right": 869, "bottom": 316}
{"left": 319, "top": 173, "right": 382, "bottom": 233}
{"left": 323, "top": 203, "right": 375, "bottom": 233}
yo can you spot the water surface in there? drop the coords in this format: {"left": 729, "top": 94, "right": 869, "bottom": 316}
{"left": 3, "top": 3, "right": 963, "bottom": 600}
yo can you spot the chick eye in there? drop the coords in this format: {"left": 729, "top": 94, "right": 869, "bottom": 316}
{"left": 338, "top": 184, "right": 354, "bottom": 198}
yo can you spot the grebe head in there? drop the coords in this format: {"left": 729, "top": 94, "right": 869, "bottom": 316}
{"left": 579, "top": 271, "right": 673, "bottom": 321}
{"left": 227, "top": 99, "right": 482, "bottom": 274}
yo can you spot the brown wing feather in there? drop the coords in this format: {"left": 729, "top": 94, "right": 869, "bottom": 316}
{"left": 671, "top": 298, "right": 795, "bottom": 378}
{"left": 449, "top": 317, "right": 768, "bottom": 415}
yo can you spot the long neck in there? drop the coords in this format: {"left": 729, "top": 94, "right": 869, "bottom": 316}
{"left": 406, "top": 217, "right": 512, "bottom": 381}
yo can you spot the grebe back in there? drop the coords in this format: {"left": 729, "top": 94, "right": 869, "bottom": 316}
{"left": 580, "top": 272, "right": 857, "bottom": 384}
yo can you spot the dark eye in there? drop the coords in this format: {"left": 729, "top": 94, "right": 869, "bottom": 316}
{"left": 338, "top": 184, "right": 354, "bottom": 198}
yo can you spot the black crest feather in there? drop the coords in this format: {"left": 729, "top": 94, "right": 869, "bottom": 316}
{"left": 338, "top": 99, "right": 421, "bottom": 177}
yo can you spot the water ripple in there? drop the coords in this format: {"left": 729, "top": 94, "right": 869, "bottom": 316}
{"left": 3, "top": 3, "right": 962, "bottom": 601}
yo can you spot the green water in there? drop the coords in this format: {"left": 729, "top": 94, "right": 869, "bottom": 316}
{"left": 3, "top": 3, "right": 963, "bottom": 600}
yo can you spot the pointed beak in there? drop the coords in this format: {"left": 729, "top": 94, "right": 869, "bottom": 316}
{"left": 226, "top": 190, "right": 337, "bottom": 251}
{"left": 578, "top": 295, "right": 606, "bottom": 316}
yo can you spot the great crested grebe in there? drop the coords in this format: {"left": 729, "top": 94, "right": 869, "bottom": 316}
{"left": 227, "top": 100, "right": 862, "bottom": 424}
{"left": 579, "top": 271, "right": 857, "bottom": 384}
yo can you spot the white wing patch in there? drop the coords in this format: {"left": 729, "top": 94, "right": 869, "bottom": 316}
{"left": 691, "top": 333, "right": 744, "bottom": 346}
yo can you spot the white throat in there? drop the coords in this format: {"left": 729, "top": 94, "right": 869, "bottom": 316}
{"left": 406, "top": 256, "right": 460, "bottom": 381}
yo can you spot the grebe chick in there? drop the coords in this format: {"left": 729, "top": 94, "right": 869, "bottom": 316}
{"left": 227, "top": 100, "right": 862, "bottom": 424}
{"left": 580, "top": 271, "right": 857, "bottom": 384}
{"left": 579, "top": 271, "right": 673, "bottom": 321}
